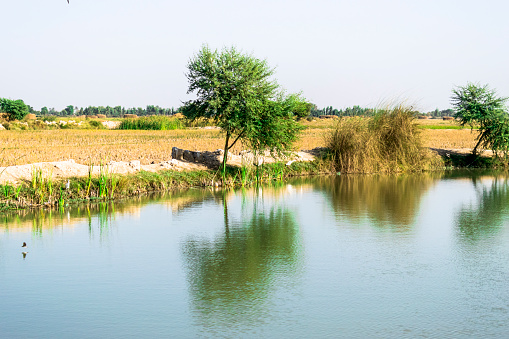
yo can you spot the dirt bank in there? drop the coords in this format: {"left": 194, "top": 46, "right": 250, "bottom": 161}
{"left": 0, "top": 149, "right": 320, "bottom": 185}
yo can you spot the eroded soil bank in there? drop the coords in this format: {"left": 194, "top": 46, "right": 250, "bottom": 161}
{"left": 0, "top": 148, "right": 320, "bottom": 185}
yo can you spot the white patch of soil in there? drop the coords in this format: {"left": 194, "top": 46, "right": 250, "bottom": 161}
{"left": 0, "top": 149, "right": 320, "bottom": 185}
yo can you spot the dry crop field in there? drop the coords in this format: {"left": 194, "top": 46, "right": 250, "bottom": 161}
{"left": 0, "top": 119, "right": 477, "bottom": 166}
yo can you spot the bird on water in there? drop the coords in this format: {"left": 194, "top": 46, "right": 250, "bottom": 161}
{"left": 22, "top": 242, "right": 28, "bottom": 258}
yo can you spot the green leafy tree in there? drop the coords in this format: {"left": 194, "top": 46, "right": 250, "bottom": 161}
{"left": 182, "top": 46, "right": 307, "bottom": 175}
{"left": 291, "top": 99, "right": 313, "bottom": 119}
{"left": 64, "top": 105, "right": 74, "bottom": 116}
{"left": 0, "top": 98, "right": 29, "bottom": 121}
{"left": 452, "top": 83, "right": 509, "bottom": 156}
{"left": 41, "top": 106, "right": 49, "bottom": 115}
{"left": 441, "top": 109, "right": 454, "bottom": 117}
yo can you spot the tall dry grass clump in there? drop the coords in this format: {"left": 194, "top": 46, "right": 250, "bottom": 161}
{"left": 327, "top": 105, "right": 442, "bottom": 173}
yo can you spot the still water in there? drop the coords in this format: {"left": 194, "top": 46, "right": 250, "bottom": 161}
{"left": 1, "top": 172, "right": 509, "bottom": 338}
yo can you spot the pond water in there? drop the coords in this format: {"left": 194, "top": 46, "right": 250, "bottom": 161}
{"left": 1, "top": 172, "right": 509, "bottom": 338}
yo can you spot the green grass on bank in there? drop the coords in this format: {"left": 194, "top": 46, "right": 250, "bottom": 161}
{"left": 3, "top": 148, "right": 508, "bottom": 212}
{"left": 0, "top": 159, "right": 333, "bottom": 210}
{"left": 441, "top": 152, "right": 509, "bottom": 169}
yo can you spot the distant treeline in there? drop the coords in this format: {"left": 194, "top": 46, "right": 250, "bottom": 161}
{"left": 2, "top": 98, "right": 455, "bottom": 119}
{"left": 39, "top": 105, "right": 180, "bottom": 117}
{"left": 310, "top": 105, "right": 455, "bottom": 118}
{"left": 310, "top": 105, "right": 376, "bottom": 117}
{"left": 427, "top": 108, "right": 454, "bottom": 118}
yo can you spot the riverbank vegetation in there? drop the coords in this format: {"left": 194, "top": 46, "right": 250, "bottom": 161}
{"left": 0, "top": 159, "right": 331, "bottom": 210}
{"left": 0, "top": 105, "right": 498, "bottom": 210}
{"left": 327, "top": 105, "right": 444, "bottom": 173}
{"left": 452, "top": 83, "right": 509, "bottom": 157}
{"left": 4, "top": 81, "right": 506, "bottom": 210}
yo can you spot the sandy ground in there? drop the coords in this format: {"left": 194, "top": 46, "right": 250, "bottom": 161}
{"left": 0, "top": 149, "right": 319, "bottom": 185}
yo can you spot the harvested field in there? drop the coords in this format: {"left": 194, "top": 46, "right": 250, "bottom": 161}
{"left": 2, "top": 129, "right": 229, "bottom": 166}
{"left": 420, "top": 129, "right": 476, "bottom": 150}
{"left": 1, "top": 119, "right": 477, "bottom": 167}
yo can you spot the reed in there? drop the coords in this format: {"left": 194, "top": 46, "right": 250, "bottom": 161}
{"left": 58, "top": 186, "right": 66, "bottom": 207}
{"left": 0, "top": 159, "right": 332, "bottom": 210}
{"left": 30, "top": 168, "right": 54, "bottom": 204}
{"left": 327, "top": 105, "right": 443, "bottom": 173}
{"left": 98, "top": 163, "right": 108, "bottom": 198}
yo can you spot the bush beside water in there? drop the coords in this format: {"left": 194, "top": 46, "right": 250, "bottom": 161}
{"left": 327, "top": 106, "right": 443, "bottom": 173}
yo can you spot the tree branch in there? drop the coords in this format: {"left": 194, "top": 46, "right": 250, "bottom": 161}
{"left": 227, "top": 129, "right": 245, "bottom": 150}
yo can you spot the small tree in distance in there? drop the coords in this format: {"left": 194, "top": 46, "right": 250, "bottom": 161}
{"left": 452, "top": 83, "right": 509, "bottom": 157}
{"left": 0, "top": 98, "right": 29, "bottom": 121}
{"left": 182, "top": 45, "right": 308, "bottom": 176}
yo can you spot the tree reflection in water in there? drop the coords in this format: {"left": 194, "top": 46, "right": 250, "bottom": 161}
{"left": 455, "top": 176, "right": 509, "bottom": 240}
{"left": 182, "top": 188, "right": 303, "bottom": 331}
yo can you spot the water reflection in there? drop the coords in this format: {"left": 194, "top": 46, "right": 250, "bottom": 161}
{"left": 320, "top": 174, "right": 440, "bottom": 229}
{"left": 0, "top": 189, "right": 216, "bottom": 236}
{"left": 1, "top": 202, "right": 128, "bottom": 236}
{"left": 182, "top": 188, "right": 303, "bottom": 332}
{"left": 1, "top": 173, "right": 508, "bottom": 337}
{"left": 455, "top": 176, "right": 509, "bottom": 240}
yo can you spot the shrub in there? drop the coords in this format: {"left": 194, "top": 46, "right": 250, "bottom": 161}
{"left": 183, "top": 117, "right": 215, "bottom": 128}
{"left": 452, "top": 83, "right": 509, "bottom": 157}
{"left": 327, "top": 105, "right": 441, "bottom": 173}
{"left": 41, "top": 115, "right": 56, "bottom": 122}
{"left": 118, "top": 115, "right": 184, "bottom": 130}
{"left": 88, "top": 120, "right": 105, "bottom": 129}
{"left": 2, "top": 121, "right": 30, "bottom": 130}
{"left": 0, "top": 98, "right": 29, "bottom": 121}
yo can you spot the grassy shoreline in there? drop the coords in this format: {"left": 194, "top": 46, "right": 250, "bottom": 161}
{"left": 0, "top": 159, "right": 333, "bottom": 210}
{"left": 2, "top": 148, "right": 506, "bottom": 211}
{"left": 0, "top": 115, "right": 494, "bottom": 211}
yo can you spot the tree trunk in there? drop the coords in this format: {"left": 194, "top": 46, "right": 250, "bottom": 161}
{"left": 473, "top": 130, "right": 488, "bottom": 156}
{"left": 222, "top": 191, "right": 230, "bottom": 236}
{"left": 222, "top": 132, "right": 230, "bottom": 179}
{"left": 473, "top": 138, "right": 482, "bottom": 156}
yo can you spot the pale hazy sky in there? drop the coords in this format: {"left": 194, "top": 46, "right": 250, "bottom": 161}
{"left": 1, "top": 0, "right": 508, "bottom": 111}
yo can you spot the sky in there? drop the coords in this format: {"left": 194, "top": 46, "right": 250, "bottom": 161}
{"left": 1, "top": 0, "right": 508, "bottom": 112}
